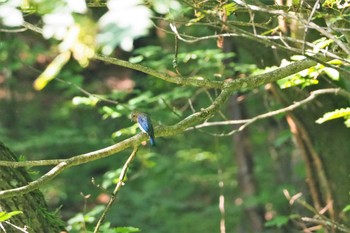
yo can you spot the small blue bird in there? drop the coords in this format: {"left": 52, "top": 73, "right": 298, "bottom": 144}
{"left": 131, "top": 111, "right": 156, "bottom": 146}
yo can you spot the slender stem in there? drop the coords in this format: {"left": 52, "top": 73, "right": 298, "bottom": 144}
{"left": 93, "top": 146, "right": 139, "bottom": 233}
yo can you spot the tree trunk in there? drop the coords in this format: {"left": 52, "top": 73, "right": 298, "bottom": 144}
{"left": 229, "top": 95, "right": 264, "bottom": 233}
{"left": 0, "top": 141, "right": 63, "bottom": 233}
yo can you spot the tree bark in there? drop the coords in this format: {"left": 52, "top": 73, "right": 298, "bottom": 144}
{"left": 229, "top": 95, "right": 264, "bottom": 233}
{"left": 0, "top": 141, "right": 63, "bottom": 233}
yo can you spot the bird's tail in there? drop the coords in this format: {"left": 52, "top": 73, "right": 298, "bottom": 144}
{"left": 149, "top": 137, "right": 156, "bottom": 147}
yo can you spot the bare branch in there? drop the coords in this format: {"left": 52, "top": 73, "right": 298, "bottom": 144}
{"left": 234, "top": 1, "right": 350, "bottom": 55}
{"left": 93, "top": 53, "right": 224, "bottom": 89}
{"left": 94, "top": 146, "right": 139, "bottom": 233}
{"left": 0, "top": 159, "right": 65, "bottom": 167}
{"left": 2, "top": 15, "right": 345, "bottom": 200}
{"left": 20, "top": 21, "right": 224, "bottom": 89}
{"left": 0, "top": 161, "right": 69, "bottom": 199}
{"left": 193, "top": 88, "right": 350, "bottom": 135}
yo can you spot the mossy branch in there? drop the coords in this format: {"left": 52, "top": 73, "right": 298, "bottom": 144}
{"left": 1, "top": 20, "right": 339, "bottom": 199}
{"left": 0, "top": 58, "right": 333, "bottom": 198}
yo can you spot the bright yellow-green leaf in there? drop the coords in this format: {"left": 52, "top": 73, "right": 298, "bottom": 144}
{"left": 101, "top": 106, "right": 122, "bottom": 119}
{"left": 72, "top": 96, "right": 99, "bottom": 106}
{"left": 328, "top": 59, "right": 343, "bottom": 65}
{"left": 316, "top": 107, "right": 350, "bottom": 124}
{"left": 0, "top": 211, "right": 23, "bottom": 222}
{"left": 186, "top": 12, "right": 205, "bottom": 26}
{"left": 223, "top": 3, "right": 237, "bottom": 16}
{"left": 33, "top": 51, "right": 71, "bottom": 90}
{"left": 312, "top": 38, "right": 334, "bottom": 53}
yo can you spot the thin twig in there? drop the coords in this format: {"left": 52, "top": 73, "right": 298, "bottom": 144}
{"left": 301, "top": 217, "right": 350, "bottom": 232}
{"left": 191, "top": 88, "right": 350, "bottom": 136}
{"left": 21, "top": 20, "right": 224, "bottom": 89}
{"left": 302, "top": 0, "right": 320, "bottom": 53}
{"left": 3, "top": 221, "right": 28, "bottom": 233}
{"left": 55, "top": 78, "right": 121, "bottom": 106}
{"left": 161, "top": 98, "right": 182, "bottom": 119}
{"left": 0, "top": 21, "right": 338, "bottom": 199}
{"left": 93, "top": 146, "right": 139, "bottom": 233}
{"left": 284, "top": 190, "right": 350, "bottom": 233}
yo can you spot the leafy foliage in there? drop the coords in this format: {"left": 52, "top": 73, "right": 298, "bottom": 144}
{"left": 316, "top": 107, "right": 350, "bottom": 127}
{"left": 1, "top": 0, "right": 350, "bottom": 232}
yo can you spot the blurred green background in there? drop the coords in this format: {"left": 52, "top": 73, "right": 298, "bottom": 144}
{"left": 1, "top": 0, "right": 349, "bottom": 232}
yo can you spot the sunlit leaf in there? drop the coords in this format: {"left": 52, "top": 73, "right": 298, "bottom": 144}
{"left": 223, "top": 2, "right": 237, "bottom": 16}
{"left": 290, "top": 55, "right": 306, "bottom": 61}
{"left": 101, "top": 106, "right": 122, "bottom": 119}
{"left": 42, "top": 11, "right": 74, "bottom": 40}
{"left": 97, "top": 0, "right": 152, "bottom": 53}
{"left": 66, "top": 0, "right": 87, "bottom": 14}
{"left": 72, "top": 96, "right": 99, "bottom": 106}
{"left": 277, "top": 74, "right": 318, "bottom": 89}
{"left": 343, "top": 204, "right": 350, "bottom": 213}
{"left": 33, "top": 51, "right": 71, "bottom": 90}
{"left": 0, "top": 3, "right": 23, "bottom": 27}
{"left": 129, "top": 55, "right": 144, "bottom": 63}
{"left": 312, "top": 37, "right": 334, "bottom": 53}
{"left": 316, "top": 107, "right": 350, "bottom": 125}
{"left": 186, "top": 12, "right": 205, "bottom": 26}
{"left": 153, "top": 0, "right": 181, "bottom": 14}
{"left": 328, "top": 59, "right": 343, "bottom": 65}
{"left": 345, "top": 118, "right": 350, "bottom": 127}
{"left": 58, "top": 18, "right": 96, "bottom": 67}
{"left": 0, "top": 211, "right": 23, "bottom": 222}
{"left": 322, "top": 67, "right": 339, "bottom": 80}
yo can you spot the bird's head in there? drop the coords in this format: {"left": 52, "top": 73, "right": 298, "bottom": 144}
{"left": 130, "top": 111, "right": 140, "bottom": 122}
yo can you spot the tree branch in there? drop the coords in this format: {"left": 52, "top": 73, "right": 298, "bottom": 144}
{"left": 93, "top": 146, "right": 139, "bottom": 233}
{"left": 192, "top": 88, "right": 350, "bottom": 136}
{"left": 2, "top": 16, "right": 343, "bottom": 200}
{"left": 21, "top": 21, "right": 224, "bottom": 89}
{"left": 93, "top": 54, "right": 224, "bottom": 89}
{"left": 224, "top": 58, "right": 319, "bottom": 91}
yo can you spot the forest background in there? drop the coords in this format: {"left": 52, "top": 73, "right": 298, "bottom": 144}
{"left": 0, "top": 0, "right": 350, "bottom": 232}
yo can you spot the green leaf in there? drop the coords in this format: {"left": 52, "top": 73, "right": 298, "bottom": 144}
{"left": 0, "top": 211, "right": 23, "bottom": 222}
{"left": 312, "top": 37, "right": 334, "bottom": 53}
{"left": 322, "top": 67, "right": 339, "bottom": 80}
{"left": 72, "top": 96, "right": 99, "bottom": 106}
{"left": 345, "top": 118, "right": 350, "bottom": 127}
{"left": 342, "top": 204, "right": 350, "bottom": 213}
{"left": 316, "top": 107, "right": 350, "bottom": 124}
{"left": 101, "top": 106, "right": 122, "bottom": 119}
{"left": 277, "top": 74, "right": 318, "bottom": 89}
{"left": 223, "top": 3, "right": 237, "bottom": 16}
{"left": 265, "top": 215, "right": 294, "bottom": 228}
{"left": 112, "top": 125, "right": 137, "bottom": 138}
{"left": 114, "top": 226, "right": 141, "bottom": 233}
